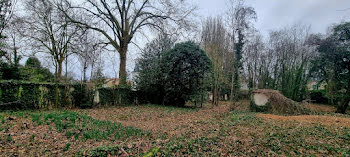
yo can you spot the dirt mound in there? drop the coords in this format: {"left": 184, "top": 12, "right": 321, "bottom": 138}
{"left": 250, "top": 89, "right": 310, "bottom": 115}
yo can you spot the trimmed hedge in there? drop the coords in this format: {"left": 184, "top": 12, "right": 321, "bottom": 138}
{"left": 71, "top": 84, "right": 94, "bottom": 108}
{"left": 0, "top": 81, "right": 64, "bottom": 109}
{"left": 98, "top": 87, "right": 136, "bottom": 106}
{"left": 0, "top": 80, "right": 135, "bottom": 110}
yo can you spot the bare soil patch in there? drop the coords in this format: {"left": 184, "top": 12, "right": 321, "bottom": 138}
{"left": 80, "top": 103, "right": 231, "bottom": 138}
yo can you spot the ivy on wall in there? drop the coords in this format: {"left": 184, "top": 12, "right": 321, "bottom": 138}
{"left": 0, "top": 80, "right": 135, "bottom": 110}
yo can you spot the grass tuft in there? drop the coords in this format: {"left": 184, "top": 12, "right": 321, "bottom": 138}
{"left": 30, "top": 111, "right": 149, "bottom": 141}
{"left": 76, "top": 145, "right": 120, "bottom": 157}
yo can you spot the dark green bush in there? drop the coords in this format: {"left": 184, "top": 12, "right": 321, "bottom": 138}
{"left": 137, "top": 40, "right": 212, "bottom": 107}
{"left": 161, "top": 42, "right": 211, "bottom": 107}
{"left": 309, "top": 90, "right": 328, "bottom": 104}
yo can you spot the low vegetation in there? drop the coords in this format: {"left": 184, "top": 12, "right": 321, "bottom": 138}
{"left": 0, "top": 110, "right": 150, "bottom": 156}
{"left": 1, "top": 101, "right": 349, "bottom": 156}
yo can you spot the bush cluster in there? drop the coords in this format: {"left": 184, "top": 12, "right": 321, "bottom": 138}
{"left": 309, "top": 90, "right": 343, "bottom": 105}
{"left": 309, "top": 90, "right": 328, "bottom": 104}
{"left": 136, "top": 40, "right": 212, "bottom": 107}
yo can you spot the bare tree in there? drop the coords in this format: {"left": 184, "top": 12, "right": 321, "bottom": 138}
{"left": 243, "top": 30, "right": 265, "bottom": 90}
{"left": 249, "top": 24, "right": 317, "bottom": 101}
{"left": 18, "top": 0, "right": 80, "bottom": 82}
{"left": 2, "top": 18, "right": 23, "bottom": 65}
{"left": 201, "top": 17, "right": 229, "bottom": 106}
{"left": 0, "top": 0, "right": 16, "bottom": 36}
{"left": 0, "top": 0, "right": 17, "bottom": 61}
{"left": 60, "top": 0, "right": 196, "bottom": 85}
{"left": 72, "top": 29, "right": 102, "bottom": 82}
{"left": 226, "top": 0, "right": 257, "bottom": 104}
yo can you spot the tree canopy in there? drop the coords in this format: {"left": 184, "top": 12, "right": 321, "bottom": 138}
{"left": 61, "top": 0, "right": 196, "bottom": 85}
{"left": 311, "top": 22, "right": 350, "bottom": 113}
{"left": 162, "top": 41, "right": 212, "bottom": 106}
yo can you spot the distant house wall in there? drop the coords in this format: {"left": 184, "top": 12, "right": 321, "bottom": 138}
{"left": 241, "top": 82, "right": 249, "bottom": 90}
{"left": 103, "top": 78, "right": 119, "bottom": 88}
{"left": 307, "top": 81, "right": 326, "bottom": 90}
{"left": 102, "top": 78, "right": 132, "bottom": 88}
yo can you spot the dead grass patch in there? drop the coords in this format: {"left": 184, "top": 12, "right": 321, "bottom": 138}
{"left": 257, "top": 113, "right": 350, "bottom": 127}
{"left": 80, "top": 103, "right": 231, "bottom": 138}
{"left": 304, "top": 103, "right": 337, "bottom": 113}
{"left": 1, "top": 100, "right": 350, "bottom": 156}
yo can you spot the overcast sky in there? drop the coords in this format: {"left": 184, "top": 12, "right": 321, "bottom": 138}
{"left": 17, "top": 0, "right": 350, "bottom": 80}
{"left": 98, "top": 0, "right": 350, "bottom": 79}
{"left": 196, "top": 0, "right": 350, "bottom": 36}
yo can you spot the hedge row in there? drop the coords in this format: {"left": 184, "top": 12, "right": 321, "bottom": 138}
{"left": 0, "top": 80, "right": 135, "bottom": 110}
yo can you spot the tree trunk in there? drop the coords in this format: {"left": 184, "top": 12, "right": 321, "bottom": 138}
{"left": 83, "top": 65, "right": 87, "bottom": 83}
{"left": 336, "top": 97, "right": 350, "bottom": 114}
{"left": 119, "top": 47, "right": 127, "bottom": 86}
{"left": 57, "top": 60, "right": 63, "bottom": 82}
{"left": 90, "top": 63, "right": 94, "bottom": 81}
{"left": 230, "top": 71, "right": 235, "bottom": 102}
{"left": 336, "top": 79, "right": 350, "bottom": 114}
{"left": 214, "top": 85, "right": 219, "bottom": 106}
{"left": 336, "top": 71, "right": 350, "bottom": 114}
{"left": 232, "top": 69, "right": 240, "bottom": 101}
{"left": 54, "top": 65, "right": 59, "bottom": 108}
{"left": 212, "top": 71, "right": 219, "bottom": 106}
{"left": 230, "top": 30, "right": 235, "bottom": 107}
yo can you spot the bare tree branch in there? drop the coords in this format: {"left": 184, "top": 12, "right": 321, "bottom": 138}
{"left": 59, "top": 0, "right": 196, "bottom": 85}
